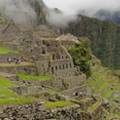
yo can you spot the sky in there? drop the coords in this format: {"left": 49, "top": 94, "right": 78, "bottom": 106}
{"left": 43, "top": 0, "right": 120, "bottom": 15}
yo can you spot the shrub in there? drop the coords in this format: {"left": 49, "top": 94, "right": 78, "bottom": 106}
{"left": 69, "top": 38, "right": 92, "bottom": 76}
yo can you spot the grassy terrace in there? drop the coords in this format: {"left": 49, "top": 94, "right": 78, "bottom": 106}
{"left": 87, "top": 59, "right": 120, "bottom": 117}
{"left": 87, "top": 64, "right": 120, "bottom": 100}
{"left": 44, "top": 100, "right": 73, "bottom": 109}
{"left": 0, "top": 62, "right": 34, "bottom": 68}
{"left": 0, "top": 75, "right": 32, "bottom": 105}
{"left": 0, "top": 46, "right": 19, "bottom": 55}
{"left": 17, "top": 73, "right": 53, "bottom": 81}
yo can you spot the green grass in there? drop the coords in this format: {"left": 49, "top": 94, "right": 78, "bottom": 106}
{"left": 17, "top": 73, "right": 53, "bottom": 81}
{"left": 0, "top": 62, "right": 34, "bottom": 68}
{"left": 87, "top": 59, "right": 120, "bottom": 117}
{"left": 88, "top": 100, "right": 101, "bottom": 113}
{"left": 87, "top": 64, "right": 120, "bottom": 100}
{"left": 0, "top": 76, "right": 15, "bottom": 87}
{"left": 0, "top": 87, "right": 32, "bottom": 105}
{"left": 0, "top": 96, "right": 33, "bottom": 105}
{"left": 0, "top": 46, "right": 19, "bottom": 55}
{"left": 0, "top": 75, "right": 33, "bottom": 105}
{"left": 0, "top": 88, "right": 17, "bottom": 98}
{"left": 44, "top": 100, "right": 73, "bottom": 109}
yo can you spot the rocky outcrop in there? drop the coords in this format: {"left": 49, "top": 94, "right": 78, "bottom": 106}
{"left": 29, "top": 0, "right": 48, "bottom": 24}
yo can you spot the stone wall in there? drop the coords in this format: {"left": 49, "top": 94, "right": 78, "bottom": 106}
{"left": 52, "top": 74, "right": 86, "bottom": 89}
{"left": 12, "top": 73, "right": 86, "bottom": 97}
{"left": 0, "top": 102, "right": 104, "bottom": 120}
{"left": 0, "top": 54, "right": 22, "bottom": 63}
{"left": 62, "top": 86, "right": 87, "bottom": 98}
{"left": 50, "top": 60, "right": 74, "bottom": 76}
{"left": 0, "top": 66, "right": 36, "bottom": 74}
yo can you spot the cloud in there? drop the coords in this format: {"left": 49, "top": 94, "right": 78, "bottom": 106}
{"left": 0, "top": 0, "right": 37, "bottom": 26}
{"left": 0, "top": 0, "right": 119, "bottom": 28}
{"left": 43, "top": 0, "right": 120, "bottom": 16}
{"left": 46, "top": 8, "right": 77, "bottom": 28}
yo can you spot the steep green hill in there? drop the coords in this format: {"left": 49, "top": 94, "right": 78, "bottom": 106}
{"left": 65, "top": 15, "right": 120, "bottom": 69}
{"left": 88, "top": 57, "right": 120, "bottom": 117}
{"left": 69, "top": 38, "right": 120, "bottom": 118}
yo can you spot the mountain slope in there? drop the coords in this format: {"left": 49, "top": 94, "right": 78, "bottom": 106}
{"left": 88, "top": 56, "right": 120, "bottom": 117}
{"left": 65, "top": 15, "right": 120, "bottom": 69}
{"left": 69, "top": 38, "right": 120, "bottom": 118}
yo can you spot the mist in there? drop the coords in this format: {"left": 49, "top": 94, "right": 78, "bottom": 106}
{"left": 44, "top": 0, "right": 120, "bottom": 27}
{"left": 46, "top": 8, "right": 78, "bottom": 28}
{"left": 0, "top": 0, "right": 78, "bottom": 28}
{"left": 0, "top": 0, "right": 38, "bottom": 26}
{"left": 44, "top": 0, "right": 120, "bottom": 15}
{"left": 0, "top": 0, "right": 120, "bottom": 28}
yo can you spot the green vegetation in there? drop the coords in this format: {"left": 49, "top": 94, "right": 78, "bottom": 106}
{"left": 0, "top": 75, "right": 15, "bottom": 87}
{"left": 69, "top": 37, "right": 92, "bottom": 76}
{"left": 0, "top": 75, "right": 32, "bottom": 105}
{"left": 17, "top": 73, "right": 53, "bottom": 81}
{"left": 88, "top": 100, "right": 101, "bottom": 113}
{"left": 0, "top": 62, "right": 34, "bottom": 68}
{"left": 67, "top": 16, "right": 120, "bottom": 69}
{"left": 44, "top": 100, "right": 73, "bottom": 109}
{"left": 87, "top": 57, "right": 120, "bottom": 117}
{"left": 0, "top": 46, "right": 19, "bottom": 55}
{"left": 72, "top": 97, "right": 92, "bottom": 105}
{"left": 0, "top": 95, "right": 32, "bottom": 105}
{"left": 69, "top": 37, "right": 120, "bottom": 118}
{"left": 87, "top": 61, "right": 120, "bottom": 100}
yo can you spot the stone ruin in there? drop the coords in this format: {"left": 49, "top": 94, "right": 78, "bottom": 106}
{"left": 0, "top": 23, "right": 110, "bottom": 119}
{"left": 0, "top": 22, "right": 87, "bottom": 96}
{"left": 15, "top": 30, "right": 87, "bottom": 97}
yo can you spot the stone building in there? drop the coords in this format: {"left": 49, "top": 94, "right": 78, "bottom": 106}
{"left": 56, "top": 33, "right": 79, "bottom": 49}
{"left": 32, "top": 32, "right": 79, "bottom": 77}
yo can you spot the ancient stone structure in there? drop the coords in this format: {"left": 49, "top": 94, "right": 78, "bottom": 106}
{"left": 0, "top": 1, "right": 119, "bottom": 118}
{"left": 0, "top": 21, "right": 101, "bottom": 119}
{"left": 0, "top": 101, "right": 104, "bottom": 120}
{"left": 32, "top": 32, "right": 77, "bottom": 77}
{"left": 14, "top": 30, "right": 87, "bottom": 96}
{"left": 0, "top": 21, "right": 87, "bottom": 97}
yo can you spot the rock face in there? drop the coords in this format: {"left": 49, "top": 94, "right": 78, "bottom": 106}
{"left": 29, "top": 0, "right": 48, "bottom": 24}
{"left": 0, "top": 0, "right": 48, "bottom": 27}
{"left": 65, "top": 15, "right": 120, "bottom": 69}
